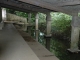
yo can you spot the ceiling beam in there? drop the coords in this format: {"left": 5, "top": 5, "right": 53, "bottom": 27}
{"left": 54, "top": 1, "right": 80, "bottom": 6}
{"left": 19, "top": 0, "right": 73, "bottom": 15}
{"left": 0, "top": 3, "right": 33, "bottom": 13}
{"left": 0, "top": 0, "right": 34, "bottom": 13}
{"left": 0, "top": 0, "right": 51, "bottom": 14}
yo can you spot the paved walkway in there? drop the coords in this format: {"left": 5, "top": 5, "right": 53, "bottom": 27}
{"left": 0, "top": 24, "right": 40, "bottom": 60}
{"left": 18, "top": 27, "right": 59, "bottom": 60}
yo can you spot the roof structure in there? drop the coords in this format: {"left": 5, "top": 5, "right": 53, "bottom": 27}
{"left": 19, "top": 0, "right": 80, "bottom": 15}
{"left": 0, "top": 0, "right": 80, "bottom": 15}
{"left": 0, "top": 0, "right": 53, "bottom": 13}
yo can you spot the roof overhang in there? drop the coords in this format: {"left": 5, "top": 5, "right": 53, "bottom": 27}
{"left": 0, "top": 0, "right": 80, "bottom": 15}
{"left": 0, "top": 0, "right": 53, "bottom": 14}
{"left": 19, "top": 0, "right": 80, "bottom": 15}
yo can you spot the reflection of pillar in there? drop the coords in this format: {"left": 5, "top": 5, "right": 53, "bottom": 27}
{"left": 45, "top": 37, "right": 51, "bottom": 50}
{"left": 35, "top": 13, "right": 39, "bottom": 41}
{"left": 45, "top": 12, "right": 51, "bottom": 51}
{"left": 27, "top": 13, "right": 31, "bottom": 35}
{"left": 35, "top": 30, "right": 39, "bottom": 41}
{"left": 23, "top": 18, "right": 27, "bottom": 31}
{"left": 68, "top": 13, "right": 80, "bottom": 52}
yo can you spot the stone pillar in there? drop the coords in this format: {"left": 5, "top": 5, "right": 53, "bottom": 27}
{"left": 2, "top": 8, "right": 7, "bottom": 21}
{"left": 46, "top": 12, "right": 51, "bottom": 36}
{"left": 28, "top": 13, "right": 31, "bottom": 24}
{"left": 27, "top": 13, "right": 32, "bottom": 35}
{"left": 68, "top": 13, "right": 80, "bottom": 52}
{"left": 35, "top": 13, "right": 39, "bottom": 31}
{"left": 0, "top": 7, "right": 2, "bottom": 22}
{"left": 45, "top": 12, "right": 52, "bottom": 51}
{"left": 23, "top": 18, "right": 27, "bottom": 31}
{"left": 0, "top": 7, "right": 2, "bottom": 30}
{"left": 0, "top": 7, "right": 4, "bottom": 30}
{"left": 35, "top": 13, "right": 39, "bottom": 41}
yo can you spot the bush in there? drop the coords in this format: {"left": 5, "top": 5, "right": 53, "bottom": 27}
{"left": 51, "top": 12, "right": 72, "bottom": 40}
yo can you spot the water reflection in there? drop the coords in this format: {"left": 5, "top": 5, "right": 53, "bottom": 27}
{"left": 32, "top": 31, "right": 80, "bottom": 60}
{"left": 48, "top": 36, "right": 80, "bottom": 60}
{"left": 50, "top": 37, "right": 80, "bottom": 60}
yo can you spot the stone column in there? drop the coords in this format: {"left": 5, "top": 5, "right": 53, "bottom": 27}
{"left": 2, "top": 8, "right": 7, "bottom": 21}
{"left": 23, "top": 18, "right": 27, "bottom": 31}
{"left": 45, "top": 12, "right": 52, "bottom": 51}
{"left": 35, "top": 13, "right": 39, "bottom": 41}
{"left": 35, "top": 13, "right": 39, "bottom": 31}
{"left": 27, "top": 13, "right": 32, "bottom": 35}
{"left": 68, "top": 13, "right": 80, "bottom": 52}
{"left": 46, "top": 12, "right": 51, "bottom": 36}
{"left": 0, "top": 7, "right": 2, "bottom": 30}
{"left": 0, "top": 7, "right": 2, "bottom": 22}
{"left": 0, "top": 7, "right": 5, "bottom": 30}
{"left": 28, "top": 13, "right": 31, "bottom": 24}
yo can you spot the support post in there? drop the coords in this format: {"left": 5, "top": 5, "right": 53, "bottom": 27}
{"left": 0, "top": 7, "right": 2, "bottom": 22}
{"left": 45, "top": 12, "right": 51, "bottom": 51}
{"left": 68, "top": 13, "right": 80, "bottom": 52}
{"left": 35, "top": 13, "right": 39, "bottom": 41}
{"left": 0, "top": 7, "right": 2, "bottom": 30}
{"left": 0, "top": 8, "right": 6, "bottom": 30}
{"left": 46, "top": 12, "right": 51, "bottom": 36}
{"left": 35, "top": 13, "right": 39, "bottom": 31}
{"left": 27, "top": 13, "right": 32, "bottom": 35}
{"left": 23, "top": 18, "right": 27, "bottom": 31}
{"left": 28, "top": 13, "right": 31, "bottom": 24}
{"left": 2, "top": 8, "right": 7, "bottom": 21}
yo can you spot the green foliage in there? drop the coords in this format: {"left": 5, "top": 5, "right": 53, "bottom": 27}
{"left": 7, "top": 9, "right": 28, "bottom": 18}
{"left": 7, "top": 8, "right": 72, "bottom": 40}
{"left": 7, "top": 8, "right": 75, "bottom": 60}
{"left": 51, "top": 18, "right": 71, "bottom": 33}
{"left": 51, "top": 12, "right": 71, "bottom": 21}
{"left": 51, "top": 12, "right": 72, "bottom": 40}
{"left": 50, "top": 38, "right": 71, "bottom": 60}
{"left": 38, "top": 13, "right": 46, "bottom": 23}
{"left": 15, "top": 11, "right": 28, "bottom": 18}
{"left": 38, "top": 12, "right": 72, "bottom": 40}
{"left": 6, "top": 9, "right": 15, "bottom": 14}
{"left": 38, "top": 13, "right": 46, "bottom": 32}
{"left": 6, "top": 9, "right": 36, "bottom": 23}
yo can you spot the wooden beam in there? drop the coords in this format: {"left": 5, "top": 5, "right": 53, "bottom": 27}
{"left": 0, "top": 0, "right": 35, "bottom": 13}
{"left": 54, "top": 1, "right": 80, "bottom": 6}
{"left": 19, "top": 0, "right": 73, "bottom": 15}
{"left": 0, "top": 0, "right": 51, "bottom": 13}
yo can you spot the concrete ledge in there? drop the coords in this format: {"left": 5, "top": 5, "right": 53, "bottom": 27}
{"left": 44, "top": 35, "right": 52, "bottom": 38}
{"left": 27, "top": 42, "right": 59, "bottom": 60}
{"left": 0, "top": 24, "right": 40, "bottom": 60}
{"left": 67, "top": 49, "right": 80, "bottom": 53}
{"left": 18, "top": 29, "right": 59, "bottom": 60}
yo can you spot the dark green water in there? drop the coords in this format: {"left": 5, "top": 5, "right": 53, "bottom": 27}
{"left": 31, "top": 31, "right": 80, "bottom": 60}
